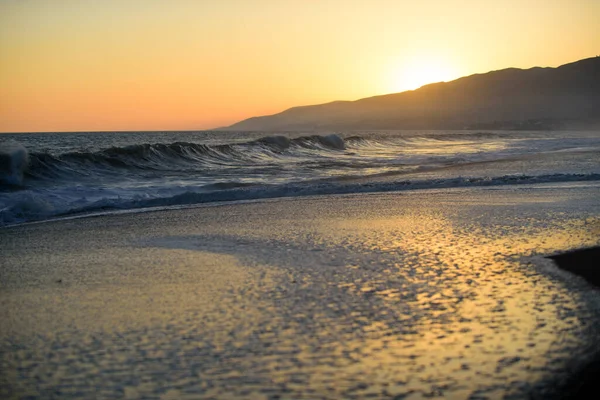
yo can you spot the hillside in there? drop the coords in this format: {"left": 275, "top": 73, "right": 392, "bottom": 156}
{"left": 221, "top": 57, "right": 600, "bottom": 131}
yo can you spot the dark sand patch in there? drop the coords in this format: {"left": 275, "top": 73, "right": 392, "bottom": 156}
{"left": 550, "top": 247, "right": 600, "bottom": 287}
{"left": 548, "top": 247, "right": 600, "bottom": 399}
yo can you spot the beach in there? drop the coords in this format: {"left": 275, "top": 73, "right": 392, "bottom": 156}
{"left": 1, "top": 183, "right": 599, "bottom": 399}
{"left": 2, "top": 1, "right": 599, "bottom": 397}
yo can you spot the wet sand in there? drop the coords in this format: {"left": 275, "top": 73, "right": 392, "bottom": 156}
{"left": 1, "top": 184, "right": 600, "bottom": 399}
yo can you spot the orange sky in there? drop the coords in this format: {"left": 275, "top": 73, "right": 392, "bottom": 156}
{"left": 1, "top": 0, "right": 599, "bottom": 133}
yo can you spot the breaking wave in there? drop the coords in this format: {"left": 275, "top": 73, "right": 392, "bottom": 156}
{"left": 0, "top": 141, "right": 29, "bottom": 186}
{"left": 14, "top": 134, "right": 348, "bottom": 185}
{"left": 2, "top": 130, "right": 599, "bottom": 226}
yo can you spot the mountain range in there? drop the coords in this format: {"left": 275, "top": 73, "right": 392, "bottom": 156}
{"left": 220, "top": 56, "right": 600, "bottom": 131}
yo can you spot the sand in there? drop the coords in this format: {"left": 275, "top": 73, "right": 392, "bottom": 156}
{"left": 1, "top": 184, "right": 600, "bottom": 399}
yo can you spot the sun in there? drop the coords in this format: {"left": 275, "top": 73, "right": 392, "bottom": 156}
{"left": 391, "top": 56, "right": 459, "bottom": 93}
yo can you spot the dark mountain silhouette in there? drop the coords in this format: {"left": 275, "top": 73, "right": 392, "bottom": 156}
{"left": 221, "top": 57, "right": 600, "bottom": 131}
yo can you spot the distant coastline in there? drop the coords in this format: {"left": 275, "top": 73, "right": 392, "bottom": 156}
{"left": 220, "top": 57, "right": 600, "bottom": 132}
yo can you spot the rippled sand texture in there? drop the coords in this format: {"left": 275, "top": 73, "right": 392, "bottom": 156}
{"left": 1, "top": 185, "right": 600, "bottom": 399}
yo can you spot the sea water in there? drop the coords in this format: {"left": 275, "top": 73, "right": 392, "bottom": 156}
{"left": 1, "top": 130, "right": 599, "bottom": 226}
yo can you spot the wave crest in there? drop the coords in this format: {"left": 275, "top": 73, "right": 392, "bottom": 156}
{"left": 0, "top": 141, "right": 29, "bottom": 186}
{"left": 17, "top": 134, "right": 349, "bottom": 184}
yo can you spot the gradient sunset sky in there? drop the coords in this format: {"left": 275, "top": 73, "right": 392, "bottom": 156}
{"left": 1, "top": 0, "right": 599, "bottom": 133}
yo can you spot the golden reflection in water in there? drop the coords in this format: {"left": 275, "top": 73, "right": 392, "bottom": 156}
{"left": 303, "top": 212, "right": 600, "bottom": 398}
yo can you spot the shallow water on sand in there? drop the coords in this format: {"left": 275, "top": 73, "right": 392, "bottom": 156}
{"left": 1, "top": 185, "right": 600, "bottom": 398}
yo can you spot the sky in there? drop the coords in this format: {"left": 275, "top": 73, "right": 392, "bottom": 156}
{"left": 1, "top": 0, "right": 599, "bottom": 133}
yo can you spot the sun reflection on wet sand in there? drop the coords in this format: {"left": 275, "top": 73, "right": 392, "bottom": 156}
{"left": 304, "top": 202, "right": 599, "bottom": 397}
{"left": 1, "top": 188, "right": 599, "bottom": 398}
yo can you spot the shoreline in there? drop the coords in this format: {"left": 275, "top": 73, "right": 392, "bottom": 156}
{"left": 3, "top": 179, "right": 599, "bottom": 230}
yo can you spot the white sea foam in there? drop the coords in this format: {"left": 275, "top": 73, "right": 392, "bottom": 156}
{"left": 2, "top": 172, "right": 599, "bottom": 226}
{"left": 0, "top": 141, "right": 29, "bottom": 186}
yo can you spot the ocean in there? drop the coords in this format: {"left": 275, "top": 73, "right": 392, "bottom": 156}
{"left": 1, "top": 130, "right": 599, "bottom": 226}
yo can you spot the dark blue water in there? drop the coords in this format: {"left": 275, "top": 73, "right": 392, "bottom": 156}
{"left": 1, "top": 130, "right": 599, "bottom": 226}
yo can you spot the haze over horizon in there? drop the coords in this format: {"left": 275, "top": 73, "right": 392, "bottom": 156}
{"left": 1, "top": 0, "right": 599, "bottom": 133}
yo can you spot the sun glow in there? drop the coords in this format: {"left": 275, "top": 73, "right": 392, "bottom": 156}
{"left": 1, "top": 0, "right": 599, "bottom": 132}
{"left": 391, "top": 56, "right": 460, "bottom": 93}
